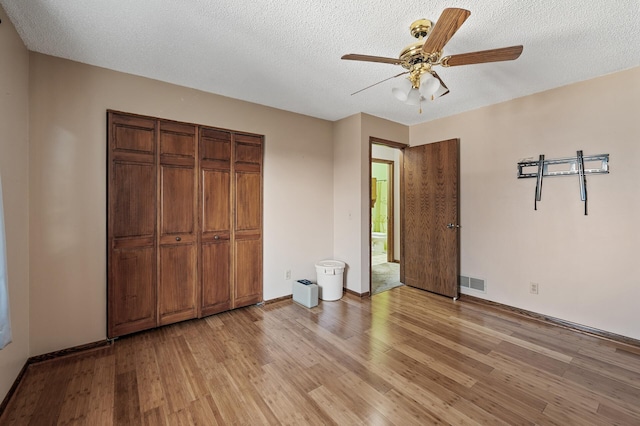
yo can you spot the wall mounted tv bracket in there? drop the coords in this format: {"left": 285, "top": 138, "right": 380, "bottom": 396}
{"left": 517, "top": 151, "right": 609, "bottom": 215}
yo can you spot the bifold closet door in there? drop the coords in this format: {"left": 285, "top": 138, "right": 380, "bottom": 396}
{"left": 233, "top": 134, "right": 263, "bottom": 308}
{"left": 199, "top": 128, "right": 232, "bottom": 316}
{"left": 107, "top": 113, "right": 158, "bottom": 338}
{"left": 158, "top": 121, "right": 198, "bottom": 325}
{"left": 109, "top": 111, "right": 263, "bottom": 337}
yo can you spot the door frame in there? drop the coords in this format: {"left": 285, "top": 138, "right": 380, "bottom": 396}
{"left": 371, "top": 158, "right": 395, "bottom": 263}
{"left": 369, "top": 137, "right": 408, "bottom": 294}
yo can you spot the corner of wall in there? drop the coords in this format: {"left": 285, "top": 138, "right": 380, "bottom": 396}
{"left": 0, "top": 3, "right": 31, "bottom": 402}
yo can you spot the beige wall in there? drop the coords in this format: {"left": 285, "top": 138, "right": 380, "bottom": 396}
{"left": 411, "top": 66, "right": 640, "bottom": 339}
{"left": 0, "top": 6, "right": 30, "bottom": 401}
{"left": 333, "top": 114, "right": 362, "bottom": 292}
{"left": 28, "top": 53, "right": 334, "bottom": 355}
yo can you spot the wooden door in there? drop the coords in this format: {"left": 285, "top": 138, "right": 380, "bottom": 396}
{"left": 233, "top": 134, "right": 263, "bottom": 308}
{"left": 158, "top": 121, "right": 198, "bottom": 325}
{"left": 199, "top": 128, "right": 232, "bottom": 316}
{"left": 402, "top": 139, "right": 459, "bottom": 298}
{"left": 107, "top": 112, "right": 157, "bottom": 338}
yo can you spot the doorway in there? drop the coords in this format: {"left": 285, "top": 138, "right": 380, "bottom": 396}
{"left": 370, "top": 140, "right": 403, "bottom": 295}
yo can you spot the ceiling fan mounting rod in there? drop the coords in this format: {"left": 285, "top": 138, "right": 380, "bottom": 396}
{"left": 410, "top": 19, "right": 433, "bottom": 39}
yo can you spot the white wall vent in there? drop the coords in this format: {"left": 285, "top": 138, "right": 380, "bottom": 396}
{"left": 460, "top": 275, "right": 486, "bottom": 293}
{"left": 469, "top": 277, "right": 486, "bottom": 292}
{"left": 459, "top": 275, "right": 470, "bottom": 288}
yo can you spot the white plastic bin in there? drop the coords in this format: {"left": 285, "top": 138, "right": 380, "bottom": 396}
{"left": 315, "top": 260, "right": 346, "bottom": 301}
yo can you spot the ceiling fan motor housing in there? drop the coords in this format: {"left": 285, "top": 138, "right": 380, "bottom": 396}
{"left": 401, "top": 19, "right": 441, "bottom": 71}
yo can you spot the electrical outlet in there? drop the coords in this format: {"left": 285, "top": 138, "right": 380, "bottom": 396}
{"left": 285, "top": 269, "right": 292, "bottom": 280}
{"left": 530, "top": 282, "right": 539, "bottom": 294}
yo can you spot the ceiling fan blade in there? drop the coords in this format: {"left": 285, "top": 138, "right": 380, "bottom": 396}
{"left": 351, "top": 71, "right": 409, "bottom": 96}
{"left": 422, "top": 8, "right": 471, "bottom": 54}
{"left": 442, "top": 45, "right": 523, "bottom": 67}
{"left": 341, "top": 54, "right": 403, "bottom": 65}
{"left": 431, "top": 71, "right": 450, "bottom": 98}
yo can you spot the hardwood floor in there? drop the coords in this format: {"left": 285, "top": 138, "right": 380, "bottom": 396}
{"left": 3, "top": 285, "right": 640, "bottom": 425}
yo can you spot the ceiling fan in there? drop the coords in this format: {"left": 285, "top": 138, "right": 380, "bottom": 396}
{"left": 342, "top": 8, "right": 523, "bottom": 108}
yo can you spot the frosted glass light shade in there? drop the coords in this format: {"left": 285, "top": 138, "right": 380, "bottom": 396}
{"left": 392, "top": 78, "right": 413, "bottom": 101}
{"left": 405, "top": 88, "right": 421, "bottom": 105}
{"left": 433, "top": 84, "right": 448, "bottom": 99}
{"left": 419, "top": 73, "right": 440, "bottom": 98}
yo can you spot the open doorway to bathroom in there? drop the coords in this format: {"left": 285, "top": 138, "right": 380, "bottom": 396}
{"left": 371, "top": 159, "right": 394, "bottom": 263}
{"left": 371, "top": 141, "right": 404, "bottom": 295}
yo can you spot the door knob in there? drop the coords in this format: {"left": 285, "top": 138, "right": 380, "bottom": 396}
{"left": 214, "top": 235, "right": 220, "bottom": 240}
{"left": 175, "top": 237, "right": 181, "bottom": 241}
{"left": 446, "top": 223, "right": 460, "bottom": 229}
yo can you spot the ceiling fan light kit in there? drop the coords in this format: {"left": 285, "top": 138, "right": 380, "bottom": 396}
{"left": 392, "top": 72, "right": 442, "bottom": 110}
{"left": 342, "top": 8, "right": 523, "bottom": 112}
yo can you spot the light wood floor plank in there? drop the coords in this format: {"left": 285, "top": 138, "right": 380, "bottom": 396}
{"left": 134, "top": 337, "right": 165, "bottom": 414}
{"left": 85, "top": 353, "right": 115, "bottom": 425}
{"left": 57, "top": 356, "right": 95, "bottom": 424}
{"left": 449, "top": 316, "right": 574, "bottom": 363}
{"left": 307, "top": 385, "right": 368, "bottom": 425}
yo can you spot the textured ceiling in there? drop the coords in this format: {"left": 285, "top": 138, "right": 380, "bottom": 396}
{"left": 2, "top": 0, "right": 639, "bottom": 125}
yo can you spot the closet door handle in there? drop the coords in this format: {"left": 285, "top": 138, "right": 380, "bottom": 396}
{"left": 214, "top": 235, "right": 220, "bottom": 240}
{"left": 175, "top": 237, "right": 181, "bottom": 241}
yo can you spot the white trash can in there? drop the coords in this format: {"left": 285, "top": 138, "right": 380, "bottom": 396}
{"left": 315, "top": 260, "right": 346, "bottom": 301}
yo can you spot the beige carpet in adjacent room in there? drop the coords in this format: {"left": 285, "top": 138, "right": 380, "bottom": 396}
{"left": 371, "top": 261, "right": 403, "bottom": 295}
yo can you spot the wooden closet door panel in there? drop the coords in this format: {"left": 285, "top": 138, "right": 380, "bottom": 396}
{"left": 159, "top": 244, "right": 197, "bottom": 324}
{"left": 109, "top": 160, "right": 156, "bottom": 331}
{"left": 234, "top": 236, "right": 262, "bottom": 308}
{"left": 113, "top": 162, "right": 155, "bottom": 238}
{"left": 199, "top": 127, "right": 233, "bottom": 316}
{"left": 158, "top": 122, "right": 198, "bottom": 324}
{"left": 161, "top": 165, "right": 195, "bottom": 235}
{"left": 109, "top": 247, "right": 156, "bottom": 336}
{"left": 160, "top": 130, "right": 196, "bottom": 158}
{"left": 201, "top": 138, "right": 231, "bottom": 162}
{"left": 235, "top": 143, "right": 262, "bottom": 164}
{"left": 200, "top": 128, "right": 231, "bottom": 170}
{"left": 112, "top": 119, "right": 155, "bottom": 154}
{"left": 235, "top": 172, "right": 261, "bottom": 231}
{"left": 108, "top": 111, "right": 157, "bottom": 338}
{"left": 232, "top": 134, "right": 263, "bottom": 308}
{"left": 201, "top": 241, "right": 231, "bottom": 316}
{"left": 202, "top": 169, "right": 230, "bottom": 233}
